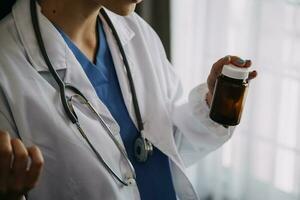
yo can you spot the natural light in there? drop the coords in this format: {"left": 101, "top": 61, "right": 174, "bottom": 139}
{"left": 172, "top": 0, "right": 300, "bottom": 199}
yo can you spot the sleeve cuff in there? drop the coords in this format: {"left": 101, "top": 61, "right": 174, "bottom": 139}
{"left": 188, "top": 83, "right": 210, "bottom": 113}
{"left": 188, "top": 83, "right": 233, "bottom": 136}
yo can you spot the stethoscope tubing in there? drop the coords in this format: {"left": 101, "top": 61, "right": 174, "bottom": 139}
{"left": 29, "top": 0, "right": 136, "bottom": 187}
{"left": 99, "top": 9, "right": 144, "bottom": 133}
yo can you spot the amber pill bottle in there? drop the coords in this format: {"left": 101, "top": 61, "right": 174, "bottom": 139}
{"left": 209, "top": 64, "right": 249, "bottom": 126}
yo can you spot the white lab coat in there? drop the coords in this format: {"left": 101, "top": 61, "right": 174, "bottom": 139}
{"left": 0, "top": 0, "right": 234, "bottom": 199}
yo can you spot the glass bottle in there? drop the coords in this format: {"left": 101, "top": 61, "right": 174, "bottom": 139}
{"left": 209, "top": 64, "right": 249, "bottom": 126}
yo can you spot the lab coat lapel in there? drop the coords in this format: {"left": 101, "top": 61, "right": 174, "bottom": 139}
{"left": 63, "top": 39, "right": 121, "bottom": 130}
{"left": 102, "top": 11, "right": 185, "bottom": 168}
{"left": 13, "top": 0, "right": 90, "bottom": 114}
{"left": 13, "top": 0, "right": 67, "bottom": 73}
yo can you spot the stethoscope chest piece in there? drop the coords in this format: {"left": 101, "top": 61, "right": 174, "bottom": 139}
{"left": 125, "top": 177, "right": 136, "bottom": 186}
{"left": 134, "top": 136, "right": 153, "bottom": 162}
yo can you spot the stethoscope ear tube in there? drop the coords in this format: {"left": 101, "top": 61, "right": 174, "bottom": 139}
{"left": 100, "top": 9, "right": 154, "bottom": 161}
{"left": 100, "top": 9, "right": 144, "bottom": 132}
{"left": 30, "top": 0, "right": 79, "bottom": 124}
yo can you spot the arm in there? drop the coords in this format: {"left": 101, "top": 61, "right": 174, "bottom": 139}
{"left": 162, "top": 58, "right": 233, "bottom": 167}
{"left": 162, "top": 56, "right": 256, "bottom": 167}
{"left": 133, "top": 12, "right": 257, "bottom": 167}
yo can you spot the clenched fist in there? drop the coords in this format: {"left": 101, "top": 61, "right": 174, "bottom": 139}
{"left": 0, "top": 131, "right": 44, "bottom": 200}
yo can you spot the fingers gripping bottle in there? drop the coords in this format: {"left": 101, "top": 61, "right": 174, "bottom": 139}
{"left": 209, "top": 64, "right": 249, "bottom": 126}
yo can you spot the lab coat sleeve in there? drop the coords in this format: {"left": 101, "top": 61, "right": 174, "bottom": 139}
{"left": 162, "top": 56, "right": 235, "bottom": 167}
{"left": 131, "top": 12, "right": 234, "bottom": 167}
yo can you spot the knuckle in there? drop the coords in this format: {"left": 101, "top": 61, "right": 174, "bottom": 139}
{"left": 0, "top": 130, "right": 10, "bottom": 137}
{"left": 31, "top": 146, "right": 44, "bottom": 165}
{"left": 11, "top": 138, "right": 22, "bottom": 144}
{"left": 0, "top": 146, "right": 13, "bottom": 158}
{"left": 33, "top": 159, "right": 44, "bottom": 169}
{"left": 212, "top": 63, "right": 218, "bottom": 69}
{"left": 30, "top": 145, "right": 40, "bottom": 152}
{"left": 15, "top": 151, "right": 29, "bottom": 162}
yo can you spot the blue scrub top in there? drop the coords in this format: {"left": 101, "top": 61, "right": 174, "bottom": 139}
{"left": 58, "top": 20, "right": 177, "bottom": 200}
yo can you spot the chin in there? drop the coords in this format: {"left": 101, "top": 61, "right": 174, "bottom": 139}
{"left": 101, "top": 0, "right": 142, "bottom": 16}
{"left": 111, "top": 5, "right": 136, "bottom": 16}
{"left": 131, "top": 0, "right": 143, "bottom": 3}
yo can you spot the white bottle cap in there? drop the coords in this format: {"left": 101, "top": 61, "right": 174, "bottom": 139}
{"left": 222, "top": 64, "right": 249, "bottom": 80}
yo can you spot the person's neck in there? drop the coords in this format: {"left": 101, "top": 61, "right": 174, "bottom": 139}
{"left": 39, "top": 0, "right": 102, "bottom": 62}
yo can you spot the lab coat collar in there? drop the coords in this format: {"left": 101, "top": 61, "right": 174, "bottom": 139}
{"left": 103, "top": 9, "right": 136, "bottom": 47}
{"left": 12, "top": 0, "right": 135, "bottom": 73}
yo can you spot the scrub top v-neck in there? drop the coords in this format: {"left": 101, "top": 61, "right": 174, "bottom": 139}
{"left": 57, "top": 19, "right": 177, "bottom": 200}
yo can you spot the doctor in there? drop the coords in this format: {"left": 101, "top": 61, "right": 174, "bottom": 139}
{"left": 0, "top": 0, "right": 257, "bottom": 199}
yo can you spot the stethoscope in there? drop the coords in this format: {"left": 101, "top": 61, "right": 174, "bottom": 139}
{"left": 30, "top": 0, "right": 153, "bottom": 186}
